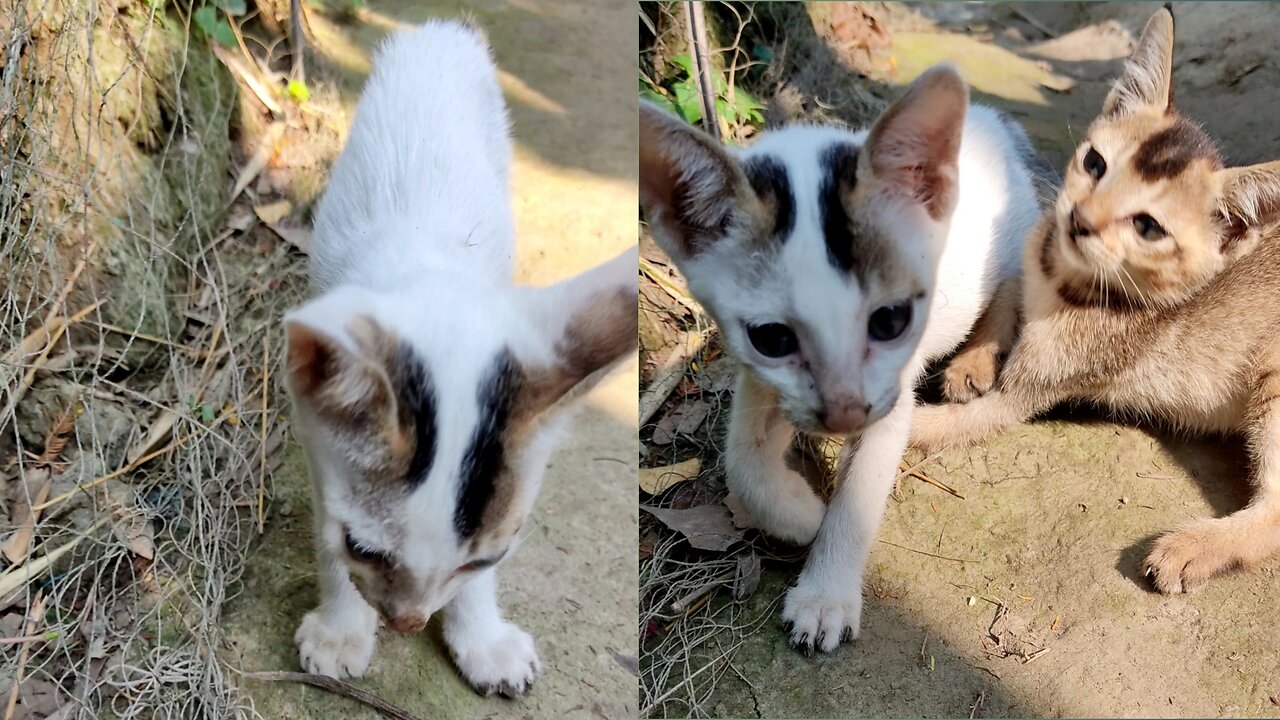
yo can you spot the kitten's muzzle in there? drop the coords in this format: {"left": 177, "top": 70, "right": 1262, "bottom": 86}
{"left": 1068, "top": 206, "right": 1096, "bottom": 241}
{"left": 819, "top": 397, "right": 870, "bottom": 435}
{"left": 388, "top": 610, "right": 428, "bottom": 634}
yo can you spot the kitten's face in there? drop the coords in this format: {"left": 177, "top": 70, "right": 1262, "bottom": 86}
{"left": 640, "top": 66, "right": 968, "bottom": 434}
{"left": 286, "top": 252, "right": 634, "bottom": 631}
{"left": 1046, "top": 110, "right": 1225, "bottom": 309}
{"left": 1041, "top": 7, "right": 1280, "bottom": 309}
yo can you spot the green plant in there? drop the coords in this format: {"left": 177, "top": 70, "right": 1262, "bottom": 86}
{"left": 193, "top": 0, "right": 245, "bottom": 47}
{"left": 641, "top": 53, "right": 764, "bottom": 129}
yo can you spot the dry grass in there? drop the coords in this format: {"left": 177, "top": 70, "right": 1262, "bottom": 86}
{"left": 0, "top": 2, "right": 334, "bottom": 717}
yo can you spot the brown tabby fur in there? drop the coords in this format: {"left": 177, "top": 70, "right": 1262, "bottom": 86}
{"left": 912, "top": 9, "right": 1280, "bottom": 593}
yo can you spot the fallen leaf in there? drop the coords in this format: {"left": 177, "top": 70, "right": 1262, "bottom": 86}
{"left": 641, "top": 504, "right": 744, "bottom": 552}
{"left": 264, "top": 219, "right": 313, "bottom": 254}
{"left": 127, "top": 410, "right": 178, "bottom": 465}
{"left": 2, "top": 468, "right": 52, "bottom": 564}
{"left": 733, "top": 550, "right": 761, "bottom": 600}
{"left": 723, "top": 492, "right": 759, "bottom": 530}
{"left": 639, "top": 458, "right": 700, "bottom": 496}
{"left": 651, "top": 400, "right": 711, "bottom": 444}
{"left": 253, "top": 199, "right": 293, "bottom": 225}
{"left": 113, "top": 513, "right": 155, "bottom": 561}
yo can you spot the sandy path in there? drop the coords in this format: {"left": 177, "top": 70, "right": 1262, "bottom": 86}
{"left": 223, "top": 1, "right": 637, "bottom": 717}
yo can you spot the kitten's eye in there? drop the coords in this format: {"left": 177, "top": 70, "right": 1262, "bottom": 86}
{"left": 746, "top": 323, "right": 799, "bottom": 358}
{"left": 344, "top": 532, "right": 388, "bottom": 564}
{"left": 1083, "top": 147, "right": 1107, "bottom": 180}
{"left": 1133, "top": 213, "right": 1167, "bottom": 241}
{"left": 868, "top": 302, "right": 912, "bottom": 342}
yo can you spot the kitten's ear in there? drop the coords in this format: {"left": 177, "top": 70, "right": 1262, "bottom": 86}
{"left": 1216, "top": 159, "right": 1280, "bottom": 256}
{"left": 285, "top": 314, "right": 397, "bottom": 424}
{"left": 861, "top": 63, "right": 968, "bottom": 221}
{"left": 1102, "top": 8, "right": 1174, "bottom": 117}
{"left": 639, "top": 101, "right": 747, "bottom": 259}
{"left": 515, "top": 246, "right": 637, "bottom": 416}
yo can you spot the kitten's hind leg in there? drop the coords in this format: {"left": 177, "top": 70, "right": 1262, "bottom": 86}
{"left": 942, "top": 275, "right": 1021, "bottom": 403}
{"left": 1144, "top": 359, "right": 1280, "bottom": 592}
{"left": 725, "top": 372, "right": 826, "bottom": 546}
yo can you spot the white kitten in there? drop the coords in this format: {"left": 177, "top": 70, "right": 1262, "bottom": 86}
{"left": 284, "top": 20, "right": 636, "bottom": 696}
{"left": 639, "top": 65, "right": 1044, "bottom": 653}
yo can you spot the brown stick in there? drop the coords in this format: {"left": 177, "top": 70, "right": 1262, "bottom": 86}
{"left": 242, "top": 671, "right": 422, "bottom": 720}
{"left": 257, "top": 333, "right": 270, "bottom": 533}
{"left": 2, "top": 593, "right": 44, "bottom": 720}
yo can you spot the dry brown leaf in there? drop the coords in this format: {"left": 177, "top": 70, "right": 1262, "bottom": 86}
{"left": 2, "top": 469, "right": 52, "bottom": 564}
{"left": 723, "top": 492, "right": 759, "bottom": 530}
{"left": 265, "top": 219, "right": 313, "bottom": 254}
{"left": 641, "top": 504, "right": 744, "bottom": 552}
{"left": 253, "top": 199, "right": 293, "bottom": 225}
{"left": 113, "top": 513, "right": 155, "bottom": 561}
{"left": 733, "top": 550, "right": 762, "bottom": 600}
{"left": 126, "top": 410, "right": 178, "bottom": 466}
{"left": 638, "top": 458, "right": 700, "bottom": 496}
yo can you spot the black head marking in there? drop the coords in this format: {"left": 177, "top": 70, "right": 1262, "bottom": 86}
{"left": 1133, "top": 119, "right": 1220, "bottom": 181}
{"left": 742, "top": 154, "right": 795, "bottom": 241}
{"left": 454, "top": 349, "right": 522, "bottom": 539}
{"left": 391, "top": 344, "right": 438, "bottom": 486}
{"left": 819, "top": 142, "right": 862, "bottom": 274}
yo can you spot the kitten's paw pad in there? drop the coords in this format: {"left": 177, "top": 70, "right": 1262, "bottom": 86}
{"left": 941, "top": 349, "right": 998, "bottom": 403}
{"left": 449, "top": 621, "right": 541, "bottom": 699}
{"left": 1143, "top": 521, "right": 1240, "bottom": 594}
{"left": 295, "top": 606, "right": 378, "bottom": 679}
{"left": 781, "top": 578, "right": 861, "bottom": 655}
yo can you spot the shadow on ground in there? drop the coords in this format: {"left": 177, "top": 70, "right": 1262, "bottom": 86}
{"left": 221, "top": 0, "right": 638, "bottom": 717}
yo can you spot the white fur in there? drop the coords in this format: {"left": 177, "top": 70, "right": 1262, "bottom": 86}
{"left": 648, "top": 101, "right": 1042, "bottom": 650}
{"left": 287, "top": 20, "right": 634, "bottom": 693}
{"left": 768, "top": 107, "right": 1041, "bottom": 649}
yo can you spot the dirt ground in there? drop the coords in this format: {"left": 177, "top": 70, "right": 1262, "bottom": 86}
{"left": 221, "top": 1, "right": 638, "bottom": 718}
{"left": 643, "top": 3, "right": 1280, "bottom": 718}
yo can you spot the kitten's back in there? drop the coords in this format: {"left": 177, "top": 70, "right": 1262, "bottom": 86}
{"left": 311, "top": 20, "right": 515, "bottom": 291}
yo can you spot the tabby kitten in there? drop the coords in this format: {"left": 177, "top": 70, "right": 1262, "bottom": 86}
{"left": 913, "top": 8, "right": 1280, "bottom": 592}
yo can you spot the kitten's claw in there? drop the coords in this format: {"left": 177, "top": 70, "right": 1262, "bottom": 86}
{"left": 781, "top": 574, "right": 861, "bottom": 655}
{"left": 448, "top": 620, "right": 541, "bottom": 699}
{"left": 941, "top": 347, "right": 1000, "bottom": 403}
{"left": 295, "top": 604, "right": 379, "bottom": 680}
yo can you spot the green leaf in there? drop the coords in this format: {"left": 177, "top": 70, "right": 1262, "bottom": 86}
{"left": 215, "top": 0, "right": 247, "bottom": 15}
{"left": 287, "top": 79, "right": 310, "bottom": 103}
{"left": 670, "top": 54, "right": 695, "bottom": 78}
{"left": 672, "top": 81, "right": 702, "bottom": 124}
{"left": 200, "top": 404, "right": 215, "bottom": 424}
{"left": 193, "top": 6, "right": 217, "bottom": 35}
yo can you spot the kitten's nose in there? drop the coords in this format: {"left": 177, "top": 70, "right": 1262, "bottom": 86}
{"left": 1069, "top": 207, "right": 1095, "bottom": 238}
{"left": 389, "top": 612, "right": 427, "bottom": 634}
{"left": 821, "top": 398, "right": 870, "bottom": 435}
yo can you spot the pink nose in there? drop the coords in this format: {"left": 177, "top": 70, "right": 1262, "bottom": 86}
{"left": 821, "top": 398, "right": 869, "bottom": 434}
{"left": 389, "top": 613, "right": 426, "bottom": 634}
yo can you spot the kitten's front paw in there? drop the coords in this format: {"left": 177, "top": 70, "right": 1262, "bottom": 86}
{"left": 781, "top": 573, "right": 862, "bottom": 656}
{"left": 295, "top": 603, "right": 379, "bottom": 679}
{"left": 1143, "top": 519, "right": 1240, "bottom": 594}
{"left": 448, "top": 620, "right": 541, "bottom": 698}
{"left": 941, "top": 348, "right": 999, "bottom": 403}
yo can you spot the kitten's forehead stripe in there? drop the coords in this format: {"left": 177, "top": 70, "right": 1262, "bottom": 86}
{"left": 454, "top": 349, "right": 521, "bottom": 539}
{"left": 818, "top": 142, "right": 862, "bottom": 274}
{"left": 1132, "top": 118, "right": 1221, "bottom": 180}
{"left": 742, "top": 154, "right": 796, "bottom": 241}
{"left": 391, "top": 344, "right": 438, "bottom": 486}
